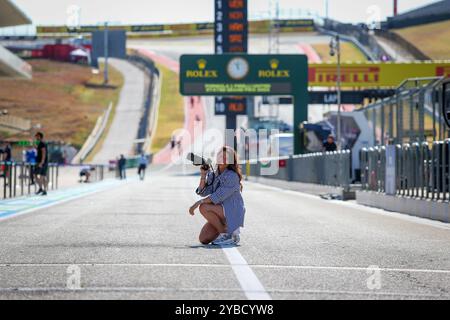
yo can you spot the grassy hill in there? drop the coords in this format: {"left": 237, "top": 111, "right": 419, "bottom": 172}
{"left": 394, "top": 20, "right": 450, "bottom": 60}
{"left": 150, "top": 62, "right": 185, "bottom": 153}
{"left": 0, "top": 60, "right": 123, "bottom": 149}
{"left": 312, "top": 42, "right": 368, "bottom": 63}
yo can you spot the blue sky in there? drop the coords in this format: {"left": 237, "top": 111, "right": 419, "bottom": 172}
{"left": 12, "top": 0, "right": 441, "bottom": 25}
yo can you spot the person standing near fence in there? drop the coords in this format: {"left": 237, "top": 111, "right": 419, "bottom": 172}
{"left": 323, "top": 135, "right": 338, "bottom": 152}
{"left": 137, "top": 153, "right": 148, "bottom": 181}
{"left": 34, "top": 132, "right": 49, "bottom": 196}
{"left": 0, "top": 143, "right": 12, "bottom": 180}
{"left": 3, "top": 143, "right": 12, "bottom": 162}
{"left": 25, "top": 145, "right": 37, "bottom": 186}
{"left": 118, "top": 155, "right": 127, "bottom": 180}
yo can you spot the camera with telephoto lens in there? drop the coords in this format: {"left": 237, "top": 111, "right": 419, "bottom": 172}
{"left": 186, "top": 153, "right": 212, "bottom": 171}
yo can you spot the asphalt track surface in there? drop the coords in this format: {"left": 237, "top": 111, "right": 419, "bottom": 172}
{"left": 0, "top": 166, "right": 450, "bottom": 300}
{"left": 2, "top": 33, "right": 447, "bottom": 300}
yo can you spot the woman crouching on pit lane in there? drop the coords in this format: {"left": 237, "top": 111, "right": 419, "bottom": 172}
{"left": 189, "top": 146, "right": 246, "bottom": 246}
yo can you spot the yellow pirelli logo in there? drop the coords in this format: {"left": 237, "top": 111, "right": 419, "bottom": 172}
{"left": 309, "top": 62, "right": 450, "bottom": 88}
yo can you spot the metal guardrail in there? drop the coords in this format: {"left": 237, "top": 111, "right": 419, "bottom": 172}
{"left": 291, "top": 151, "right": 351, "bottom": 188}
{"left": 0, "top": 162, "right": 59, "bottom": 200}
{"left": 361, "top": 140, "right": 450, "bottom": 202}
{"left": 359, "top": 77, "right": 450, "bottom": 146}
{"left": 128, "top": 53, "right": 160, "bottom": 155}
{"left": 0, "top": 43, "right": 32, "bottom": 79}
{"left": 72, "top": 102, "right": 113, "bottom": 164}
{"left": 247, "top": 150, "right": 352, "bottom": 190}
{"left": 321, "top": 19, "right": 390, "bottom": 61}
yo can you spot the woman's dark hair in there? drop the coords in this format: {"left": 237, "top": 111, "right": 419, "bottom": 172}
{"left": 35, "top": 132, "right": 44, "bottom": 139}
{"left": 222, "top": 146, "right": 243, "bottom": 192}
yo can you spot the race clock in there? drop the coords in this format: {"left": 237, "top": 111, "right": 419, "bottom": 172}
{"left": 227, "top": 57, "right": 249, "bottom": 80}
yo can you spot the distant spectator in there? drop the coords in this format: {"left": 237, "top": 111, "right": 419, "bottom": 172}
{"left": 3, "top": 143, "right": 12, "bottom": 162}
{"left": 62, "top": 150, "right": 68, "bottom": 165}
{"left": 118, "top": 155, "right": 127, "bottom": 180}
{"left": 171, "top": 136, "right": 176, "bottom": 150}
{"left": 25, "top": 145, "right": 37, "bottom": 186}
{"left": 323, "top": 135, "right": 338, "bottom": 152}
{"left": 35, "top": 132, "right": 49, "bottom": 196}
{"left": 79, "top": 165, "right": 93, "bottom": 183}
{"left": 1, "top": 143, "right": 12, "bottom": 182}
{"left": 137, "top": 153, "right": 148, "bottom": 181}
{"left": 177, "top": 137, "right": 183, "bottom": 156}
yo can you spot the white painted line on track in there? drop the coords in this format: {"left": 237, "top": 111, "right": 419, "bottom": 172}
{"left": 2, "top": 263, "right": 450, "bottom": 275}
{"left": 221, "top": 247, "right": 272, "bottom": 300}
{"left": 0, "top": 179, "right": 136, "bottom": 223}
{"left": 248, "top": 181, "right": 450, "bottom": 231}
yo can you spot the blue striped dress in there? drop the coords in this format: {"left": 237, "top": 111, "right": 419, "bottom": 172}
{"left": 196, "top": 169, "right": 246, "bottom": 234}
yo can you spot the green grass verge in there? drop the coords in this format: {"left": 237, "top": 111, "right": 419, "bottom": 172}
{"left": 151, "top": 62, "right": 185, "bottom": 153}
{"left": 394, "top": 20, "right": 450, "bottom": 60}
{"left": 312, "top": 42, "right": 368, "bottom": 63}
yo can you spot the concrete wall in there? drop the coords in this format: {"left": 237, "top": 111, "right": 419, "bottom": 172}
{"left": 356, "top": 191, "right": 450, "bottom": 223}
{"left": 0, "top": 44, "right": 31, "bottom": 79}
{"left": 248, "top": 176, "right": 346, "bottom": 198}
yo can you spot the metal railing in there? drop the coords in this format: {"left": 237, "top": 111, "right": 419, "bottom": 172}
{"left": 321, "top": 18, "right": 390, "bottom": 61}
{"left": 361, "top": 140, "right": 450, "bottom": 202}
{"left": 291, "top": 151, "right": 351, "bottom": 188}
{"left": 128, "top": 52, "right": 160, "bottom": 155}
{"left": 359, "top": 77, "right": 449, "bottom": 146}
{"left": 0, "top": 162, "right": 59, "bottom": 200}
{"left": 247, "top": 150, "right": 352, "bottom": 190}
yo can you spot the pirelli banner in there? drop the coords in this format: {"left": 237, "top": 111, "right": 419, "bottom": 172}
{"left": 309, "top": 62, "right": 450, "bottom": 88}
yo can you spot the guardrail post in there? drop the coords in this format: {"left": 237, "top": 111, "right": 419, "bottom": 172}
{"left": 13, "top": 163, "right": 17, "bottom": 198}
{"left": 287, "top": 155, "right": 293, "bottom": 182}
{"left": 8, "top": 163, "right": 12, "bottom": 199}
{"left": 50, "top": 165, "right": 54, "bottom": 191}
{"left": 385, "top": 145, "right": 396, "bottom": 195}
{"left": 20, "top": 164, "right": 24, "bottom": 196}
{"left": 2, "top": 163, "right": 6, "bottom": 199}
{"left": 432, "top": 141, "right": 438, "bottom": 200}
{"left": 443, "top": 140, "right": 449, "bottom": 202}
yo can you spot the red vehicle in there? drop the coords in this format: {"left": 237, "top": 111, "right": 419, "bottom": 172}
{"left": 43, "top": 44, "right": 76, "bottom": 62}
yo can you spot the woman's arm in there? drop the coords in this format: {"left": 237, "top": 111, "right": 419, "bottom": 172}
{"left": 198, "top": 167, "right": 208, "bottom": 190}
{"left": 189, "top": 196, "right": 212, "bottom": 216}
{"left": 196, "top": 167, "right": 214, "bottom": 197}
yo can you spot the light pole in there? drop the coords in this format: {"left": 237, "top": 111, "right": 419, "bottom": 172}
{"left": 330, "top": 34, "right": 342, "bottom": 150}
{"left": 103, "top": 22, "right": 109, "bottom": 85}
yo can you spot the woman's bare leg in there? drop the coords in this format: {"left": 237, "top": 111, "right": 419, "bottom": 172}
{"left": 199, "top": 223, "right": 220, "bottom": 245}
{"left": 199, "top": 204, "right": 227, "bottom": 234}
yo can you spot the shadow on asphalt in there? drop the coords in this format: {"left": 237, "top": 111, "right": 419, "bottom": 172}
{"left": 187, "top": 244, "right": 241, "bottom": 250}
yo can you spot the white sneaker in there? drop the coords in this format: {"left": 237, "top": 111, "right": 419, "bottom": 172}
{"left": 212, "top": 233, "right": 234, "bottom": 246}
{"left": 232, "top": 234, "right": 241, "bottom": 245}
